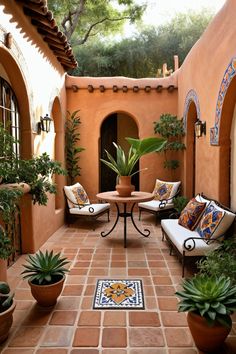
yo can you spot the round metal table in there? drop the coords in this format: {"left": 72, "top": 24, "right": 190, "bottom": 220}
{"left": 96, "top": 191, "right": 154, "bottom": 248}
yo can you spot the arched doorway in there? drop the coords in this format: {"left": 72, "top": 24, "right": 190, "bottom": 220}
{"left": 217, "top": 75, "right": 236, "bottom": 206}
{"left": 100, "top": 112, "right": 139, "bottom": 192}
{"left": 184, "top": 102, "right": 198, "bottom": 198}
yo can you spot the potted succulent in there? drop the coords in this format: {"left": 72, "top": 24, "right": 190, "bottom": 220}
{"left": 0, "top": 281, "right": 15, "bottom": 343}
{"left": 100, "top": 136, "right": 166, "bottom": 196}
{"left": 21, "top": 250, "right": 69, "bottom": 307}
{"left": 176, "top": 274, "right": 236, "bottom": 352}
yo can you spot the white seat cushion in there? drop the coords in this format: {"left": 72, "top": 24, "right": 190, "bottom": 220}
{"left": 69, "top": 203, "right": 110, "bottom": 216}
{"left": 138, "top": 200, "right": 174, "bottom": 212}
{"left": 161, "top": 219, "right": 220, "bottom": 256}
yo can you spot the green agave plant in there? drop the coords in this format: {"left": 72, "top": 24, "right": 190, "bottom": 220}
{"left": 21, "top": 250, "right": 69, "bottom": 285}
{"left": 0, "top": 282, "right": 14, "bottom": 313}
{"left": 176, "top": 274, "right": 236, "bottom": 328}
{"left": 100, "top": 136, "right": 166, "bottom": 176}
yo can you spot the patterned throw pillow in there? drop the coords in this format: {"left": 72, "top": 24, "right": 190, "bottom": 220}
{"left": 153, "top": 179, "right": 180, "bottom": 201}
{"left": 178, "top": 198, "right": 206, "bottom": 230}
{"left": 64, "top": 183, "right": 90, "bottom": 208}
{"left": 196, "top": 203, "right": 225, "bottom": 241}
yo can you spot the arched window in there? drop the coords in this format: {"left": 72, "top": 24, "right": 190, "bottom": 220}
{"left": 0, "top": 77, "right": 20, "bottom": 157}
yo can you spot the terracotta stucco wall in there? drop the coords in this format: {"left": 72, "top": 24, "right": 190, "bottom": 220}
{"left": 0, "top": 1, "right": 67, "bottom": 252}
{"left": 177, "top": 0, "right": 236, "bottom": 205}
{"left": 66, "top": 76, "right": 179, "bottom": 200}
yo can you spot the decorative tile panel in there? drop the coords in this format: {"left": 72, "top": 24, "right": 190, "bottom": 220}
{"left": 183, "top": 89, "right": 201, "bottom": 131}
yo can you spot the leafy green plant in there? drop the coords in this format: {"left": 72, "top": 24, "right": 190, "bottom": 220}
{"left": 21, "top": 250, "right": 69, "bottom": 285}
{"left": 198, "top": 239, "right": 236, "bottom": 285}
{"left": 154, "top": 113, "right": 185, "bottom": 170}
{"left": 0, "top": 281, "right": 14, "bottom": 313}
{"left": 100, "top": 136, "right": 166, "bottom": 176}
{"left": 65, "top": 110, "right": 85, "bottom": 184}
{"left": 176, "top": 274, "right": 236, "bottom": 328}
{"left": 173, "top": 196, "right": 189, "bottom": 214}
{"left": 0, "top": 226, "right": 13, "bottom": 260}
{"left": 0, "top": 124, "right": 66, "bottom": 205}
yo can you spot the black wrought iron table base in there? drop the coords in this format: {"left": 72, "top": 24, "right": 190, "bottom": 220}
{"left": 101, "top": 202, "right": 150, "bottom": 248}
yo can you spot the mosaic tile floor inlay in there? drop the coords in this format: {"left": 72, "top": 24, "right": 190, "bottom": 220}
{"left": 93, "top": 279, "right": 145, "bottom": 309}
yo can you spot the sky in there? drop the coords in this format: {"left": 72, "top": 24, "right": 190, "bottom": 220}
{"left": 123, "top": 0, "right": 226, "bottom": 36}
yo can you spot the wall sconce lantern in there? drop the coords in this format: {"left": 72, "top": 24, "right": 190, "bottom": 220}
{"left": 37, "top": 114, "right": 52, "bottom": 134}
{"left": 195, "top": 119, "right": 206, "bottom": 138}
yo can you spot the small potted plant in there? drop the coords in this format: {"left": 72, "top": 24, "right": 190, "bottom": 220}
{"left": 176, "top": 274, "right": 236, "bottom": 352}
{"left": 100, "top": 136, "right": 166, "bottom": 196}
{"left": 0, "top": 281, "right": 15, "bottom": 343}
{"left": 21, "top": 250, "right": 69, "bottom": 307}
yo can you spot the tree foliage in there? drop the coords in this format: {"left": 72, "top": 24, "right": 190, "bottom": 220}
{"left": 71, "top": 10, "right": 213, "bottom": 77}
{"left": 47, "top": 0, "right": 145, "bottom": 47}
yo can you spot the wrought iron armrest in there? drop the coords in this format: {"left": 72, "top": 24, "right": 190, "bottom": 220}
{"left": 183, "top": 234, "right": 224, "bottom": 252}
{"left": 156, "top": 187, "right": 181, "bottom": 210}
{"left": 169, "top": 212, "right": 180, "bottom": 219}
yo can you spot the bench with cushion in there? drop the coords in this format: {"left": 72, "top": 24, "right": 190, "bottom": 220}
{"left": 138, "top": 178, "right": 181, "bottom": 224}
{"left": 161, "top": 194, "right": 235, "bottom": 277}
{"left": 64, "top": 182, "right": 110, "bottom": 226}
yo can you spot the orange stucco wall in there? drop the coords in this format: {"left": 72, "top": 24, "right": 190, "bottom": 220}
{"left": 177, "top": 0, "right": 236, "bottom": 205}
{"left": 66, "top": 76, "right": 179, "bottom": 200}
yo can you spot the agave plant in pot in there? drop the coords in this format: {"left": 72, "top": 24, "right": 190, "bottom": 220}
{"left": 100, "top": 136, "right": 166, "bottom": 197}
{"left": 176, "top": 274, "right": 236, "bottom": 352}
{"left": 21, "top": 250, "right": 69, "bottom": 307}
{"left": 0, "top": 281, "right": 15, "bottom": 343}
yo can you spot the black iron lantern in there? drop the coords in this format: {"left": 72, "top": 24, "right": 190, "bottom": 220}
{"left": 38, "top": 114, "right": 52, "bottom": 134}
{"left": 195, "top": 119, "right": 206, "bottom": 138}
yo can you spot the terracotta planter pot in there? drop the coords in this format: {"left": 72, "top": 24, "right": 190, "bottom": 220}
{"left": 116, "top": 176, "right": 135, "bottom": 197}
{"left": 187, "top": 311, "right": 231, "bottom": 352}
{"left": 0, "top": 259, "right": 7, "bottom": 282}
{"left": 0, "top": 300, "right": 16, "bottom": 344}
{"left": 29, "top": 276, "right": 65, "bottom": 307}
{"left": 0, "top": 182, "right": 30, "bottom": 194}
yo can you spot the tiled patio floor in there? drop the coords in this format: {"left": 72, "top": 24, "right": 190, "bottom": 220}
{"left": 1, "top": 212, "right": 236, "bottom": 354}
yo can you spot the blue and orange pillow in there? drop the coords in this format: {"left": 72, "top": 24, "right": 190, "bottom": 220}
{"left": 178, "top": 198, "right": 206, "bottom": 230}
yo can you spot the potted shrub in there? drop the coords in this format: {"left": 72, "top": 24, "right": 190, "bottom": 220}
{"left": 0, "top": 226, "right": 13, "bottom": 281}
{"left": 176, "top": 274, "right": 236, "bottom": 352}
{"left": 21, "top": 250, "right": 69, "bottom": 307}
{"left": 100, "top": 136, "right": 166, "bottom": 197}
{"left": 0, "top": 281, "right": 15, "bottom": 343}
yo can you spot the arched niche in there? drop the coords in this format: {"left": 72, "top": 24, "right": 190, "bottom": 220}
{"left": 183, "top": 90, "right": 200, "bottom": 198}
{"left": 99, "top": 112, "right": 139, "bottom": 192}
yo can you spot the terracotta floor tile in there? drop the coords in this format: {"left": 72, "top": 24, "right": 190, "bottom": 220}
{"left": 111, "top": 255, "right": 126, "bottom": 261}
{"left": 15, "top": 300, "right": 34, "bottom": 310}
{"left": 77, "top": 254, "right": 93, "bottom": 260}
{"left": 128, "top": 269, "right": 150, "bottom": 276}
{"left": 152, "top": 276, "right": 172, "bottom": 285}
{"left": 80, "top": 296, "right": 93, "bottom": 309}
{"left": 8, "top": 327, "right": 44, "bottom": 347}
{"left": 110, "top": 268, "right": 127, "bottom": 276}
{"left": 130, "top": 350, "right": 167, "bottom": 354}
{"left": 36, "top": 350, "right": 68, "bottom": 354}
{"left": 111, "top": 262, "right": 127, "bottom": 268}
{"left": 168, "top": 350, "right": 197, "bottom": 354}
{"left": 78, "top": 311, "right": 101, "bottom": 326}
{"left": 148, "top": 261, "right": 166, "bottom": 267}
{"left": 102, "top": 328, "right": 127, "bottom": 347}
{"left": 40, "top": 326, "right": 73, "bottom": 347}
{"left": 129, "top": 312, "right": 160, "bottom": 326}
{"left": 91, "top": 261, "right": 110, "bottom": 267}
{"left": 69, "top": 268, "right": 88, "bottom": 275}
{"left": 66, "top": 276, "right": 86, "bottom": 285}
{"left": 71, "top": 350, "right": 99, "bottom": 354}
{"left": 14, "top": 289, "right": 34, "bottom": 300}
{"left": 22, "top": 306, "right": 51, "bottom": 326}
{"left": 89, "top": 269, "right": 108, "bottom": 276}
{"left": 158, "top": 297, "right": 178, "bottom": 310}
{"left": 74, "top": 261, "right": 91, "bottom": 268}
{"left": 2, "top": 350, "right": 35, "bottom": 354}
{"left": 49, "top": 310, "right": 77, "bottom": 325}
{"left": 165, "top": 328, "right": 193, "bottom": 347}
{"left": 84, "top": 285, "right": 95, "bottom": 296}
{"left": 55, "top": 297, "right": 81, "bottom": 310}
{"left": 161, "top": 311, "right": 188, "bottom": 326}
{"left": 73, "top": 328, "right": 100, "bottom": 347}
{"left": 129, "top": 328, "right": 165, "bottom": 347}
{"left": 103, "top": 311, "right": 126, "bottom": 326}
{"left": 102, "top": 350, "right": 127, "bottom": 354}
{"left": 155, "top": 285, "right": 176, "bottom": 296}
{"left": 144, "top": 285, "right": 155, "bottom": 296}
{"left": 62, "top": 285, "right": 83, "bottom": 296}
{"left": 128, "top": 261, "right": 147, "bottom": 267}
{"left": 145, "top": 297, "right": 157, "bottom": 309}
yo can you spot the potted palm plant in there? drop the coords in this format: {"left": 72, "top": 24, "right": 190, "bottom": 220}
{"left": 0, "top": 281, "right": 15, "bottom": 343}
{"left": 100, "top": 136, "right": 166, "bottom": 197}
{"left": 176, "top": 274, "right": 236, "bottom": 352}
{"left": 21, "top": 250, "right": 69, "bottom": 307}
